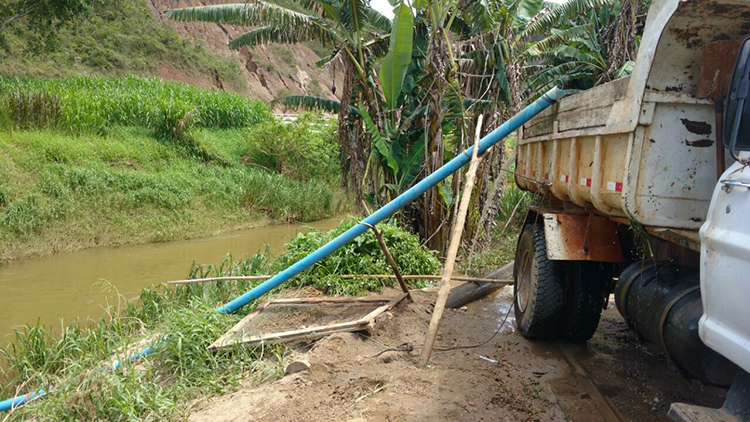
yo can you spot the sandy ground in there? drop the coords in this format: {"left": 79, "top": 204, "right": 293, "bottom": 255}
{"left": 189, "top": 288, "right": 727, "bottom": 422}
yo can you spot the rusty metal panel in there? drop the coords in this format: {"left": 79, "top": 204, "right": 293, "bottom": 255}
{"left": 543, "top": 213, "right": 624, "bottom": 263}
{"left": 696, "top": 39, "right": 745, "bottom": 101}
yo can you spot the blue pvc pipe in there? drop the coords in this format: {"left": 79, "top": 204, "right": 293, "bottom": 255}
{"left": 111, "top": 345, "right": 155, "bottom": 370}
{"left": 0, "top": 87, "right": 566, "bottom": 414}
{"left": 219, "top": 87, "right": 566, "bottom": 314}
{"left": 1, "top": 343, "right": 157, "bottom": 413}
{"left": 0, "top": 390, "right": 46, "bottom": 412}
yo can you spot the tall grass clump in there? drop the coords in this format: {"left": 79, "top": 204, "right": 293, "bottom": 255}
{"left": 0, "top": 76, "right": 271, "bottom": 135}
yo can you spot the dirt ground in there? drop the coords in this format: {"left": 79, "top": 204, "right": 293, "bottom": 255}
{"left": 189, "top": 287, "right": 727, "bottom": 422}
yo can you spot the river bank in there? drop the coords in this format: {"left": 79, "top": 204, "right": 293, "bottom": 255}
{"left": 0, "top": 215, "right": 346, "bottom": 345}
{"left": 0, "top": 76, "right": 347, "bottom": 264}
{"left": 0, "top": 219, "right": 441, "bottom": 420}
{"left": 0, "top": 126, "right": 345, "bottom": 263}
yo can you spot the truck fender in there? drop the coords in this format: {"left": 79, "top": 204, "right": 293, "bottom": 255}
{"left": 539, "top": 213, "right": 625, "bottom": 263}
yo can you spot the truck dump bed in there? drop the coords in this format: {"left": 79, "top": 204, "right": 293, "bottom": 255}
{"left": 516, "top": 0, "right": 749, "bottom": 231}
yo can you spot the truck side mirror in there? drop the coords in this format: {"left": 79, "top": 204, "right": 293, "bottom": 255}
{"left": 724, "top": 37, "right": 750, "bottom": 160}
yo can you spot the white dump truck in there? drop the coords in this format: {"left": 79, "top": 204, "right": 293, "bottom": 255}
{"left": 513, "top": 0, "right": 750, "bottom": 419}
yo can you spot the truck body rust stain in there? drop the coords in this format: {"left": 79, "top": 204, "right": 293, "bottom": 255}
{"left": 680, "top": 118, "right": 713, "bottom": 135}
{"left": 685, "top": 139, "right": 714, "bottom": 147}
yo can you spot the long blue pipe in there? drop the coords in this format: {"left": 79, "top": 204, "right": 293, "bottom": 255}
{"left": 0, "top": 87, "right": 565, "bottom": 413}
{"left": 0, "top": 390, "right": 46, "bottom": 412}
{"left": 219, "top": 87, "right": 565, "bottom": 314}
{"left": 0, "top": 343, "right": 155, "bottom": 413}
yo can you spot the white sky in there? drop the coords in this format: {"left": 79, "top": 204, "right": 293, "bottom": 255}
{"left": 369, "top": 0, "right": 568, "bottom": 20}
{"left": 371, "top": 0, "right": 396, "bottom": 18}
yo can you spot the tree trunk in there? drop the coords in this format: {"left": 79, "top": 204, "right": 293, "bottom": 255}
{"left": 338, "top": 58, "right": 372, "bottom": 213}
{"left": 424, "top": 28, "right": 450, "bottom": 253}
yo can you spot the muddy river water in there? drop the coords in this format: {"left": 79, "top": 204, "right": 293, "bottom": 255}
{"left": 0, "top": 216, "right": 344, "bottom": 346}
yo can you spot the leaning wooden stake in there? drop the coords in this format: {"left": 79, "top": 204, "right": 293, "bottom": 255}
{"left": 360, "top": 222, "right": 414, "bottom": 302}
{"left": 419, "top": 115, "right": 485, "bottom": 367}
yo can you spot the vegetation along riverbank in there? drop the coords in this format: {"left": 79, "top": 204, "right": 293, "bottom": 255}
{"left": 0, "top": 76, "right": 348, "bottom": 264}
{"left": 0, "top": 219, "right": 439, "bottom": 420}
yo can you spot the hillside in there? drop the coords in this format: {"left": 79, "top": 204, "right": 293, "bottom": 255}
{"left": 0, "top": 0, "right": 339, "bottom": 103}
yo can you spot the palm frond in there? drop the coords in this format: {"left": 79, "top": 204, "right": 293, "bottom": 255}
{"left": 522, "top": 0, "right": 614, "bottom": 36}
{"left": 166, "top": 1, "right": 335, "bottom": 45}
{"left": 340, "top": 0, "right": 367, "bottom": 35}
{"left": 527, "top": 61, "right": 590, "bottom": 93}
{"left": 365, "top": 7, "right": 392, "bottom": 33}
{"left": 165, "top": 4, "right": 254, "bottom": 25}
{"left": 248, "top": 1, "right": 326, "bottom": 30}
{"left": 281, "top": 95, "right": 361, "bottom": 116}
{"left": 524, "top": 23, "right": 593, "bottom": 57}
{"left": 363, "top": 35, "right": 390, "bottom": 58}
{"left": 294, "top": 0, "right": 342, "bottom": 22}
{"left": 230, "top": 25, "right": 338, "bottom": 48}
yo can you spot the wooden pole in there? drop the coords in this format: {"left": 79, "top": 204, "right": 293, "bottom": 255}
{"left": 359, "top": 222, "right": 414, "bottom": 302}
{"left": 167, "top": 274, "right": 512, "bottom": 286}
{"left": 418, "top": 115, "right": 485, "bottom": 367}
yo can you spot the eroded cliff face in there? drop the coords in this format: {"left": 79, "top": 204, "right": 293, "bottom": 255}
{"left": 148, "top": 0, "right": 340, "bottom": 103}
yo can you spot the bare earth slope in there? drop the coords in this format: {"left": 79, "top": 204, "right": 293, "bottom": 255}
{"left": 189, "top": 289, "right": 726, "bottom": 421}
{"left": 149, "top": 0, "right": 340, "bottom": 102}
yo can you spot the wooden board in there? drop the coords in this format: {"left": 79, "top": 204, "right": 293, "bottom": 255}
{"left": 209, "top": 294, "right": 407, "bottom": 351}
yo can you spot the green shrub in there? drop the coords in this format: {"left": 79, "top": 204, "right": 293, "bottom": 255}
{"left": 275, "top": 217, "right": 441, "bottom": 294}
{"left": 245, "top": 114, "right": 340, "bottom": 183}
{"left": 191, "top": 217, "right": 441, "bottom": 296}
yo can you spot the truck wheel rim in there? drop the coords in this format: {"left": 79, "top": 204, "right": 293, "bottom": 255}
{"left": 517, "top": 248, "right": 533, "bottom": 313}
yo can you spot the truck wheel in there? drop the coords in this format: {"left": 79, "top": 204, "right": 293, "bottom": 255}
{"left": 514, "top": 223, "right": 565, "bottom": 339}
{"left": 561, "top": 262, "right": 608, "bottom": 342}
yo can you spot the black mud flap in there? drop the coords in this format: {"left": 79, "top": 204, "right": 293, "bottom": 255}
{"left": 669, "top": 370, "right": 750, "bottom": 422}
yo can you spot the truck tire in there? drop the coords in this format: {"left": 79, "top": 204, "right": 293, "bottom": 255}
{"left": 561, "top": 262, "right": 608, "bottom": 342}
{"left": 514, "top": 223, "right": 565, "bottom": 339}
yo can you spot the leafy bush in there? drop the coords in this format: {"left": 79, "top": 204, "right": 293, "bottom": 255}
{"left": 191, "top": 217, "right": 441, "bottom": 296}
{"left": 245, "top": 113, "right": 340, "bottom": 183}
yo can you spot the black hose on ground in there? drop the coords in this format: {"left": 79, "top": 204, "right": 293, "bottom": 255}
{"left": 445, "top": 261, "right": 514, "bottom": 309}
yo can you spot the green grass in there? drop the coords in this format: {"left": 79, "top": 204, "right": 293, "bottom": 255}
{"left": 0, "top": 76, "right": 271, "bottom": 135}
{"left": 0, "top": 113, "right": 347, "bottom": 263}
{"left": 0, "top": 278, "right": 286, "bottom": 421}
{"left": 0, "top": 218, "right": 438, "bottom": 420}
{"left": 0, "top": 0, "right": 246, "bottom": 92}
{"left": 269, "top": 45, "right": 297, "bottom": 68}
